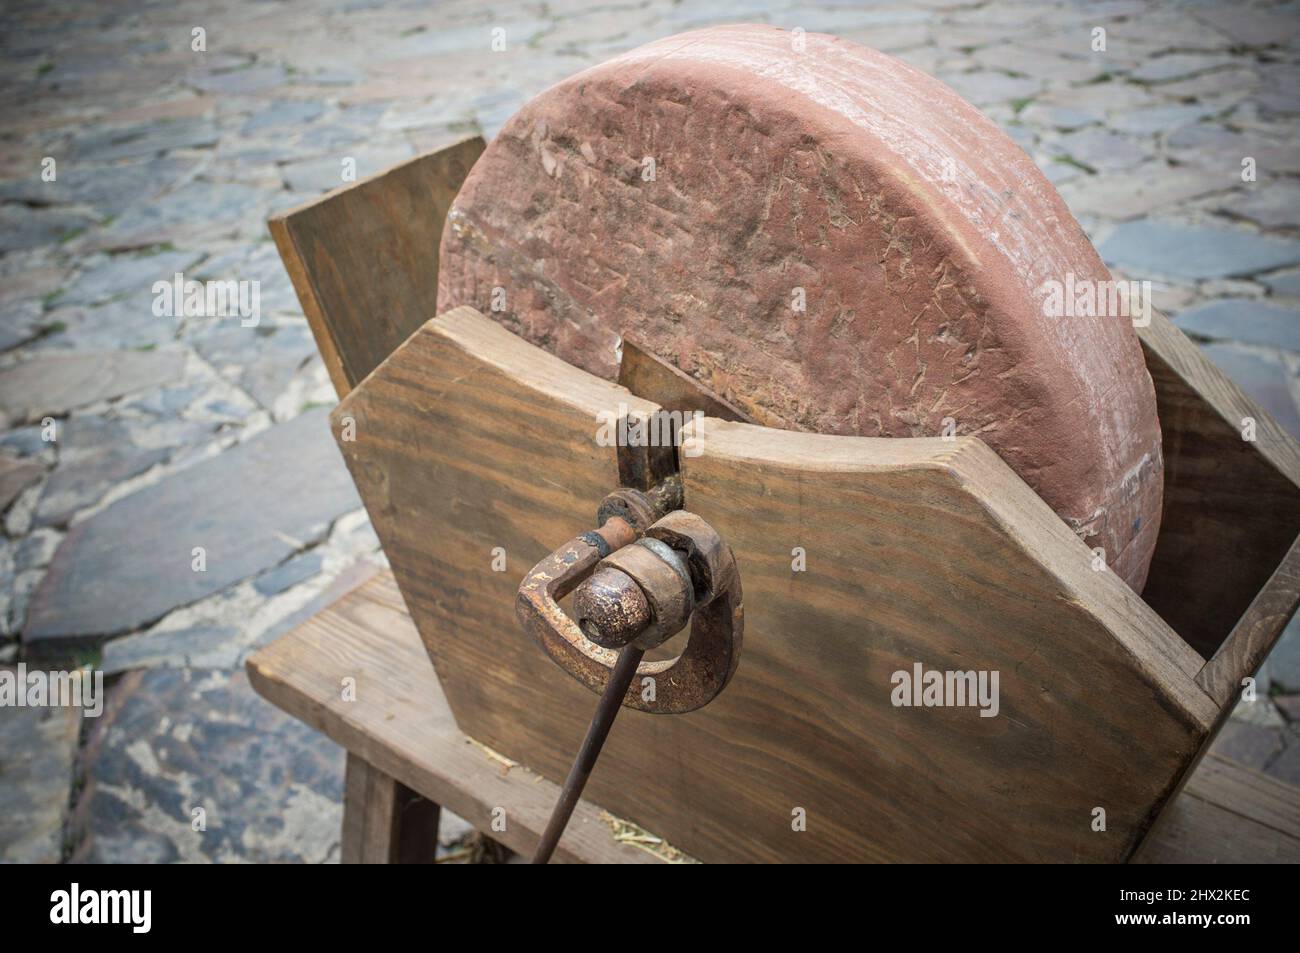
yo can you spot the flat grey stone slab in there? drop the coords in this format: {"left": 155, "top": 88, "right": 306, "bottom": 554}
{"left": 0, "top": 155, "right": 200, "bottom": 220}
{"left": 1058, "top": 164, "right": 1224, "bottom": 221}
{"left": 69, "top": 116, "right": 218, "bottom": 162}
{"left": 1265, "top": 740, "right": 1300, "bottom": 786}
{"left": 253, "top": 550, "right": 323, "bottom": 596}
{"left": 1049, "top": 127, "right": 1153, "bottom": 172}
{"left": 0, "top": 678, "right": 81, "bottom": 863}
{"left": 0, "top": 452, "right": 44, "bottom": 511}
{"left": 278, "top": 145, "right": 412, "bottom": 193}
{"left": 242, "top": 99, "right": 327, "bottom": 134}
{"left": 0, "top": 348, "right": 186, "bottom": 424}
{"left": 71, "top": 667, "right": 342, "bottom": 863}
{"left": 1100, "top": 219, "right": 1300, "bottom": 280}
{"left": 80, "top": 182, "right": 268, "bottom": 253}
{"left": 1271, "top": 613, "right": 1300, "bottom": 693}
{"left": 101, "top": 623, "right": 242, "bottom": 675}
{"left": 1263, "top": 269, "right": 1300, "bottom": 297}
{"left": 1217, "top": 182, "right": 1300, "bottom": 230}
{"left": 55, "top": 250, "right": 202, "bottom": 308}
{"left": 1200, "top": 342, "right": 1300, "bottom": 437}
{"left": 1174, "top": 298, "right": 1300, "bottom": 351}
{"left": 0, "top": 204, "right": 96, "bottom": 254}
{"left": 190, "top": 321, "right": 317, "bottom": 410}
{"left": 1210, "top": 720, "right": 1285, "bottom": 771}
{"left": 23, "top": 408, "right": 360, "bottom": 643}
{"left": 33, "top": 416, "right": 174, "bottom": 528}
{"left": 1130, "top": 53, "right": 1236, "bottom": 83}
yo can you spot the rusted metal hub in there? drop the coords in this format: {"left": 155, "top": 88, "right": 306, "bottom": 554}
{"left": 517, "top": 486, "right": 743, "bottom": 862}
{"left": 516, "top": 489, "right": 743, "bottom": 714}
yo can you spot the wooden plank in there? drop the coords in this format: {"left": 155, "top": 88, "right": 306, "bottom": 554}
{"left": 1136, "top": 310, "right": 1300, "bottom": 660}
{"left": 1134, "top": 753, "right": 1300, "bottom": 864}
{"left": 251, "top": 571, "right": 1300, "bottom": 864}
{"left": 268, "top": 137, "right": 485, "bottom": 396}
{"left": 328, "top": 306, "right": 1219, "bottom": 863}
{"left": 341, "top": 753, "right": 440, "bottom": 864}
{"left": 246, "top": 570, "right": 662, "bottom": 864}
{"left": 1197, "top": 534, "right": 1300, "bottom": 707}
{"left": 675, "top": 417, "right": 1215, "bottom": 863}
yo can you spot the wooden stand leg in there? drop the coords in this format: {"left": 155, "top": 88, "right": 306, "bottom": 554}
{"left": 342, "top": 752, "right": 441, "bottom": 863}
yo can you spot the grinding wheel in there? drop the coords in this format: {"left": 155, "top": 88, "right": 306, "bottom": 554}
{"left": 437, "top": 24, "right": 1163, "bottom": 591}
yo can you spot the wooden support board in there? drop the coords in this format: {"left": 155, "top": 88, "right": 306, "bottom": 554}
{"left": 269, "top": 137, "right": 485, "bottom": 396}
{"left": 1136, "top": 312, "right": 1300, "bottom": 659}
{"left": 328, "top": 306, "right": 1233, "bottom": 864}
{"left": 248, "top": 570, "right": 661, "bottom": 864}
{"left": 247, "top": 569, "right": 1300, "bottom": 864}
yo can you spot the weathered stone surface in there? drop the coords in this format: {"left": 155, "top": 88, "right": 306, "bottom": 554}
{"left": 1209, "top": 720, "right": 1285, "bottom": 770}
{"left": 278, "top": 145, "right": 412, "bottom": 193}
{"left": 56, "top": 250, "right": 201, "bottom": 307}
{"left": 0, "top": 348, "right": 186, "bottom": 423}
{"left": 1276, "top": 694, "right": 1300, "bottom": 723}
{"left": 1050, "top": 127, "right": 1154, "bottom": 172}
{"left": 942, "top": 69, "right": 1040, "bottom": 106}
{"left": 241, "top": 99, "right": 327, "bottom": 135}
{"left": 33, "top": 416, "right": 170, "bottom": 528}
{"left": 30, "top": 299, "right": 179, "bottom": 353}
{"left": 191, "top": 321, "right": 317, "bottom": 411}
{"left": 0, "top": 204, "right": 96, "bottom": 253}
{"left": 253, "top": 551, "right": 323, "bottom": 596}
{"left": 194, "top": 242, "right": 299, "bottom": 316}
{"left": 1130, "top": 53, "right": 1236, "bottom": 84}
{"left": 1217, "top": 182, "right": 1300, "bottom": 230}
{"left": 0, "top": 155, "right": 200, "bottom": 219}
{"left": 0, "top": 452, "right": 44, "bottom": 511}
{"left": 69, "top": 116, "right": 219, "bottom": 162}
{"left": 1057, "top": 164, "right": 1223, "bottom": 221}
{"left": 70, "top": 667, "right": 342, "bottom": 863}
{"left": 439, "top": 25, "right": 1165, "bottom": 589}
{"left": 187, "top": 64, "right": 288, "bottom": 95}
{"left": 1174, "top": 299, "right": 1300, "bottom": 352}
{"left": 1265, "top": 740, "right": 1300, "bottom": 786}
{"left": 1106, "top": 102, "right": 1218, "bottom": 136}
{"left": 1263, "top": 268, "right": 1300, "bottom": 297}
{"left": 80, "top": 182, "right": 267, "bottom": 252}
{"left": 23, "top": 409, "right": 360, "bottom": 642}
{"left": 1199, "top": 342, "right": 1300, "bottom": 437}
{"left": 1100, "top": 220, "right": 1300, "bottom": 280}
{"left": 0, "top": 682, "right": 81, "bottom": 863}
{"left": 0, "top": 300, "right": 43, "bottom": 353}
{"left": 1272, "top": 614, "right": 1300, "bottom": 693}
{"left": 101, "top": 623, "right": 242, "bottom": 675}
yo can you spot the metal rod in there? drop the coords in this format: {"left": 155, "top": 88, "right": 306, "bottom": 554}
{"left": 532, "top": 644, "right": 646, "bottom": 864}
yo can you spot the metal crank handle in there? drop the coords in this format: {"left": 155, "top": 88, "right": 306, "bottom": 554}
{"left": 516, "top": 506, "right": 744, "bottom": 716}
{"left": 516, "top": 495, "right": 743, "bottom": 863}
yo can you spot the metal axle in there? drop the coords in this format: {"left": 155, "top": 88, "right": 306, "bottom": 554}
{"left": 532, "top": 643, "right": 646, "bottom": 864}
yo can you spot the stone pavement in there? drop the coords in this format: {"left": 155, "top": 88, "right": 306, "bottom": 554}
{"left": 1, "top": 0, "right": 1298, "bottom": 863}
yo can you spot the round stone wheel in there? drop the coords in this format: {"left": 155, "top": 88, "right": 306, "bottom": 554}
{"left": 437, "top": 24, "right": 1163, "bottom": 591}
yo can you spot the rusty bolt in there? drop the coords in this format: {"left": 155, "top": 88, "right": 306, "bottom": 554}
{"left": 573, "top": 566, "right": 651, "bottom": 649}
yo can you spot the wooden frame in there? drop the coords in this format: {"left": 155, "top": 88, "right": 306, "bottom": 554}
{"left": 266, "top": 138, "right": 1300, "bottom": 863}
{"left": 246, "top": 570, "right": 1300, "bottom": 863}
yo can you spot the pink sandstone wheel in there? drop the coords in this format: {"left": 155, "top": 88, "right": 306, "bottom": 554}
{"left": 437, "top": 24, "right": 1163, "bottom": 591}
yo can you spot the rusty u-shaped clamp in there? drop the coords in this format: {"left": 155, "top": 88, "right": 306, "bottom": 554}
{"left": 516, "top": 492, "right": 743, "bottom": 714}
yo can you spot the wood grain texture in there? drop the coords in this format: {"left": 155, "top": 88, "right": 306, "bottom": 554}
{"left": 247, "top": 570, "right": 661, "bottom": 864}
{"left": 1134, "top": 752, "right": 1300, "bottom": 864}
{"left": 269, "top": 137, "right": 485, "bottom": 396}
{"left": 327, "top": 306, "right": 1220, "bottom": 863}
{"left": 250, "top": 571, "right": 1300, "bottom": 864}
{"left": 1196, "top": 534, "right": 1300, "bottom": 708}
{"left": 342, "top": 753, "right": 440, "bottom": 864}
{"left": 1137, "top": 309, "right": 1300, "bottom": 660}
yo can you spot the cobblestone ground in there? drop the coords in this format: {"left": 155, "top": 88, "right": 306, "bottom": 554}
{"left": 1, "top": 0, "right": 1299, "bottom": 863}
